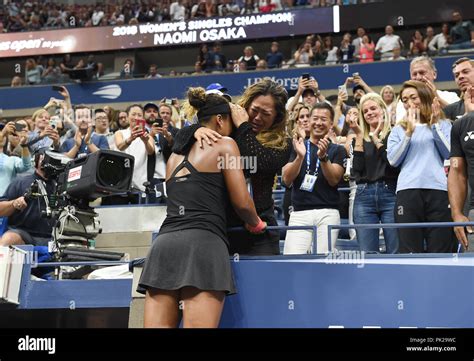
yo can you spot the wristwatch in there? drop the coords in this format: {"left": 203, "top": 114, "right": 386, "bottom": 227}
{"left": 319, "top": 154, "right": 329, "bottom": 162}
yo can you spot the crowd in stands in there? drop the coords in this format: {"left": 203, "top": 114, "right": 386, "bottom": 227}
{"left": 0, "top": 0, "right": 378, "bottom": 33}
{"left": 7, "top": 8, "right": 473, "bottom": 87}
{"left": 1, "top": 54, "right": 474, "bottom": 256}
{"left": 1, "top": 0, "right": 474, "bottom": 255}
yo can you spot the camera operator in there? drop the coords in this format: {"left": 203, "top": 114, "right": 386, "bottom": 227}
{"left": 60, "top": 105, "right": 109, "bottom": 159}
{"left": 0, "top": 151, "right": 55, "bottom": 247}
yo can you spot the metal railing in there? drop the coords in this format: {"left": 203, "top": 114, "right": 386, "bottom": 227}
{"left": 228, "top": 225, "right": 318, "bottom": 254}
{"left": 327, "top": 222, "right": 474, "bottom": 253}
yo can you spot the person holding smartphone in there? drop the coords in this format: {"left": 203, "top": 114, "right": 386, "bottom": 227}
{"left": 4, "top": 120, "right": 29, "bottom": 158}
{"left": 286, "top": 74, "right": 325, "bottom": 112}
{"left": 26, "top": 108, "right": 60, "bottom": 153}
{"left": 144, "top": 102, "right": 178, "bottom": 203}
{"left": 0, "top": 121, "right": 31, "bottom": 196}
{"left": 114, "top": 104, "right": 155, "bottom": 199}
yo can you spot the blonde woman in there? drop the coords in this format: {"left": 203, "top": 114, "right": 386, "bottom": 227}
{"left": 26, "top": 109, "right": 60, "bottom": 153}
{"left": 288, "top": 103, "right": 311, "bottom": 139}
{"left": 380, "top": 85, "right": 397, "bottom": 125}
{"left": 387, "top": 80, "right": 455, "bottom": 253}
{"left": 348, "top": 93, "right": 399, "bottom": 253}
{"left": 284, "top": 104, "right": 311, "bottom": 224}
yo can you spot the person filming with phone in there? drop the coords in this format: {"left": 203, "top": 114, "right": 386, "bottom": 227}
{"left": 0, "top": 121, "right": 31, "bottom": 196}
{"left": 60, "top": 105, "right": 109, "bottom": 159}
{"left": 287, "top": 74, "right": 327, "bottom": 112}
{"left": 144, "top": 102, "right": 179, "bottom": 203}
{"left": 25, "top": 108, "right": 60, "bottom": 153}
{"left": 114, "top": 104, "right": 155, "bottom": 201}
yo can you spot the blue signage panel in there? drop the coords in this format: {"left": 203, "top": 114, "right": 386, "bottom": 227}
{"left": 0, "top": 56, "right": 460, "bottom": 111}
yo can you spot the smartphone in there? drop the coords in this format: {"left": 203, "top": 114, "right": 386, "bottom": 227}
{"left": 52, "top": 85, "right": 63, "bottom": 92}
{"left": 136, "top": 119, "right": 146, "bottom": 134}
{"left": 165, "top": 98, "right": 172, "bottom": 105}
{"left": 153, "top": 118, "right": 163, "bottom": 127}
{"left": 301, "top": 73, "right": 310, "bottom": 81}
{"left": 352, "top": 72, "right": 360, "bottom": 78}
{"left": 49, "top": 118, "right": 58, "bottom": 129}
{"left": 15, "top": 122, "right": 26, "bottom": 132}
{"left": 338, "top": 85, "right": 348, "bottom": 96}
{"left": 47, "top": 106, "right": 58, "bottom": 117}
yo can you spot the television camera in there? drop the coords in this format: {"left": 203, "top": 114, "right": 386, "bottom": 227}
{"left": 25, "top": 149, "right": 134, "bottom": 261}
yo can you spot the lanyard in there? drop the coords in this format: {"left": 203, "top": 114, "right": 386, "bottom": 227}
{"left": 306, "top": 140, "right": 319, "bottom": 175}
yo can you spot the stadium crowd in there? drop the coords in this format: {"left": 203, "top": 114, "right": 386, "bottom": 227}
{"left": 1, "top": 54, "right": 474, "bottom": 256}
{"left": 1, "top": 0, "right": 474, "bottom": 255}
{"left": 7, "top": 8, "right": 473, "bottom": 87}
{"left": 0, "top": 0, "right": 377, "bottom": 34}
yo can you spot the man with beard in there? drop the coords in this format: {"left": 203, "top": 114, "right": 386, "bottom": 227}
{"left": 144, "top": 102, "right": 178, "bottom": 203}
{"left": 444, "top": 58, "right": 474, "bottom": 121}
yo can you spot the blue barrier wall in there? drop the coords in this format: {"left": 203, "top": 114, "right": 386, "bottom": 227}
{"left": 10, "top": 246, "right": 474, "bottom": 328}
{"left": 0, "top": 55, "right": 461, "bottom": 111}
{"left": 220, "top": 255, "right": 474, "bottom": 328}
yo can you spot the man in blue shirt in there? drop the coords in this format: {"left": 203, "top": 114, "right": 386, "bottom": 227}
{"left": 266, "top": 42, "right": 284, "bottom": 69}
{"left": 448, "top": 11, "right": 474, "bottom": 50}
{"left": 60, "top": 105, "right": 109, "bottom": 158}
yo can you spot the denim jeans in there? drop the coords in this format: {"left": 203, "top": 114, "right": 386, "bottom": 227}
{"left": 353, "top": 181, "right": 399, "bottom": 253}
{"left": 448, "top": 41, "right": 474, "bottom": 50}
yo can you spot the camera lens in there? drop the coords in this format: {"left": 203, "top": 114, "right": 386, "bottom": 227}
{"left": 97, "top": 156, "right": 129, "bottom": 187}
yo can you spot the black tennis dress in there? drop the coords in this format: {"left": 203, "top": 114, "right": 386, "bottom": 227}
{"left": 138, "top": 153, "right": 236, "bottom": 295}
